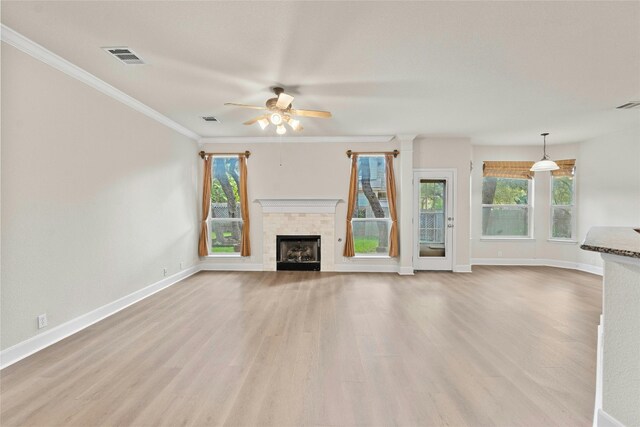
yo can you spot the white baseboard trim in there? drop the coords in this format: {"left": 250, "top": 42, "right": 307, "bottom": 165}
{"left": 398, "top": 266, "right": 415, "bottom": 275}
{"left": 0, "top": 266, "right": 199, "bottom": 370}
{"left": 199, "top": 262, "right": 263, "bottom": 271}
{"left": 471, "top": 258, "right": 603, "bottom": 276}
{"left": 597, "top": 409, "right": 625, "bottom": 427}
{"left": 334, "top": 264, "right": 400, "bottom": 273}
{"left": 453, "top": 264, "right": 472, "bottom": 273}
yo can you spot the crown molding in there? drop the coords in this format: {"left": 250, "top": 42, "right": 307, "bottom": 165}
{"left": 199, "top": 135, "right": 394, "bottom": 145}
{"left": 1, "top": 24, "right": 200, "bottom": 141}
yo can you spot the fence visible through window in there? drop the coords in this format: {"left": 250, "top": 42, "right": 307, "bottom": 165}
{"left": 419, "top": 211, "right": 445, "bottom": 244}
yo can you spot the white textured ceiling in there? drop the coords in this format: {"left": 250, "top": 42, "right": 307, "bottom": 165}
{"left": 2, "top": 1, "right": 639, "bottom": 145}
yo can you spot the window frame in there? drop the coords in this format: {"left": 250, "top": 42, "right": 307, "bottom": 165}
{"left": 549, "top": 174, "right": 577, "bottom": 242}
{"left": 207, "top": 155, "right": 244, "bottom": 257}
{"left": 481, "top": 177, "right": 534, "bottom": 239}
{"left": 352, "top": 155, "right": 392, "bottom": 257}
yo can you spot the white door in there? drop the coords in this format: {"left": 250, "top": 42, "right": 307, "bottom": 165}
{"left": 414, "top": 170, "right": 455, "bottom": 270}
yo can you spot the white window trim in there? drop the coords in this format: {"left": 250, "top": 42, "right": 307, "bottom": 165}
{"left": 351, "top": 155, "right": 393, "bottom": 257}
{"left": 481, "top": 178, "right": 534, "bottom": 239}
{"left": 208, "top": 156, "right": 244, "bottom": 256}
{"left": 549, "top": 174, "right": 576, "bottom": 241}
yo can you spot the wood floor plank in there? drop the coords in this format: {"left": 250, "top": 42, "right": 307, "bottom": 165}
{"left": 0, "top": 267, "right": 601, "bottom": 426}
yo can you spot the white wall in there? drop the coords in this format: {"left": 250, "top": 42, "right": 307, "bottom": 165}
{"left": 471, "top": 143, "right": 581, "bottom": 263}
{"left": 1, "top": 44, "right": 200, "bottom": 350}
{"left": 413, "top": 137, "right": 472, "bottom": 269}
{"left": 199, "top": 136, "right": 474, "bottom": 272}
{"left": 577, "top": 126, "right": 640, "bottom": 268}
{"left": 198, "top": 140, "right": 400, "bottom": 271}
{"left": 471, "top": 126, "right": 640, "bottom": 271}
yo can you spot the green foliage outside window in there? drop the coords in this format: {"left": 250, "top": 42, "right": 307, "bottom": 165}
{"left": 482, "top": 177, "right": 530, "bottom": 236}
{"left": 209, "top": 157, "right": 242, "bottom": 253}
{"left": 552, "top": 176, "right": 573, "bottom": 205}
{"left": 211, "top": 176, "right": 239, "bottom": 204}
{"left": 420, "top": 181, "right": 444, "bottom": 211}
{"left": 483, "top": 177, "right": 529, "bottom": 205}
{"left": 551, "top": 176, "right": 574, "bottom": 239}
{"left": 354, "top": 156, "right": 389, "bottom": 254}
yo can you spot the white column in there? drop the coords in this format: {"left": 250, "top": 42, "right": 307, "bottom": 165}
{"left": 397, "top": 135, "right": 416, "bottom": 275}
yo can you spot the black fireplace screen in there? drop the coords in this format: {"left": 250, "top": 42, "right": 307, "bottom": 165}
{"left": 276, "top": 235, "right": 321, "bottom": 271}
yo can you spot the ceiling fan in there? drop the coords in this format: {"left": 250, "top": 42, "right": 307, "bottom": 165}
{"left": 225, "top": 87, "right": 332, "bottom": 135}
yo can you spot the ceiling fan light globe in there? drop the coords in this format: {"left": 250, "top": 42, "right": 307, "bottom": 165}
{"left": 276, "top": 124, "right": 286, "bottom": 135}
{"left": 530, "top": 159, "right": 559, "bottom": 172}
{"left": 257, "top": 118, "right": 269, "bottom": 130}
{"left": 289, "top": 119, "right": 301, "bottom": 131}
{"left": 270, "top": 113, "right": 283, "bottom": 125}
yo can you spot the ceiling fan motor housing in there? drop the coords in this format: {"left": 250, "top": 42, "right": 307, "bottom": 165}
{"left": 266, "top": 98, "right": 279, "bottom": 110}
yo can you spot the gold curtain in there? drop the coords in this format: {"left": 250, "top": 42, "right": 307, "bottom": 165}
{"left": 343, "top": 154, "right": 359, "bottom": 257}
{"left": 198, "top": 156, "right": 212, "bottom": 257}
{"left": 239, "top": 155, "right": 251, "bottom": 256}
{"left": 551, "top": 159, "right": 576, "bottom": 177}
{"left": 483, "top": 161, "right": 535, "bottom": 179}
{"left": 385, "top": 153, "right": 399, "bottom": 257}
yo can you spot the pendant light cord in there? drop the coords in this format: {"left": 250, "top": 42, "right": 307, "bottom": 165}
{"left": 541, "top": 132, "right": 549, "bottom": 159}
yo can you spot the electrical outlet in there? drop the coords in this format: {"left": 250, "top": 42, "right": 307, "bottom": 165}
{"left": 37, "top": 313, "right": 48, "bottom": 329}
{"left": 497, "top": 250, "right": 503, "bottom": 257}
{"left": 163, "top": 268, "right": 168, "bottom": 276}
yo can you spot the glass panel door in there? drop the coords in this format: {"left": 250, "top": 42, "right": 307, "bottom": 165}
{"left": 414, "top": 170, "right": 454, "bottom": 271}
{"left": 419, "top": 180, "right": 446, "bottom": 258}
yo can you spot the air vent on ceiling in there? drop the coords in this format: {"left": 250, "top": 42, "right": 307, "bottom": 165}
{"left": 616, "top": 101, "right": 640, "bottom": 109}
{"left": 102, "top": 47, "right": 145, "bottom": 65}
{"left": 202, "top": 116, "right": 220, "bottom": 122}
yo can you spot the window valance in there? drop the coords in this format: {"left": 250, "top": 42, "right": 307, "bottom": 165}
{"left": 551, "top": 159, "right": 576, "bottom": 177}
{"left": 483, "top": 161, "right": 535, "bottom": 180}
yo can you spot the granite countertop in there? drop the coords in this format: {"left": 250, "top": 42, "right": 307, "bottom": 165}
{"left": 581, "top": 226, "right": 640, "bottom": 259}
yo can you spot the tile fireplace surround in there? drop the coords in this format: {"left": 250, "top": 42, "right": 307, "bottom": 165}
{"left": 255, "top": 199, "right": 341, "bottom": 271}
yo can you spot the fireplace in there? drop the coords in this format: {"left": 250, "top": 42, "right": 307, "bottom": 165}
{"left": 276, "top": 235, "right": 321, "bottom": 271}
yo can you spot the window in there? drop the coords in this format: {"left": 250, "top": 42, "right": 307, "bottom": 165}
{"left": 352, "top": 156, "right": 390, "bottom": 255}
{"left": 482, "top": 177, "right": 532, "bottom": 237}
{"left": 419, "top": 179, "right": 445, "bottom": 245}
{"left": 550, "top": 175, "right": 575, "bottom": 240}
{"left": 209, "top": 157, "right": 243, "bottom": 254}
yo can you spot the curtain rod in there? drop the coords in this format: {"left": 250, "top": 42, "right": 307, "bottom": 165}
{"left": 346, "top": 149, "right": 399, "bottom": 158}
{"left": 199, "top": 150, "right": 250, "bottom": 159}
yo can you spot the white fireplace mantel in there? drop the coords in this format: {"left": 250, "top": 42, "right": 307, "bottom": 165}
{"left": 254, "top": 198, "right": 342, "bottom": 214}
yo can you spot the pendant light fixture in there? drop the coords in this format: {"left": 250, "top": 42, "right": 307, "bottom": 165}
{"left": 531, "top": 132, "right": 559, "bottom": 172}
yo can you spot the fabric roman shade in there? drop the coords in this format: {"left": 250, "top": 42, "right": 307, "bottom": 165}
{"left": 551, "top": 159, "right": 576, "bottom": 177}
{"left": 483, "top": 161, "right": 535, "bottom": 180}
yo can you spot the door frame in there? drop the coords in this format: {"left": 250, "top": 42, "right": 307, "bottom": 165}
{"left": 413, "top": 168, "right": 457, "bottom": 271}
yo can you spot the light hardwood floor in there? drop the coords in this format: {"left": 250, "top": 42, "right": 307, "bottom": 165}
{"left": 1, "top": 266, "right": 602, "bottom": 426}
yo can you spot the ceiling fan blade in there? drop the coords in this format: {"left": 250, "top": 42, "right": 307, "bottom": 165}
{"left": 224, "top": 102, "right": 267, "bottom": 110}
{"left": 289, "top": 109, "right": 332, "bottom": 119}
{"left": 276, "top": 92, "right": 294, "bottom": 109}
{"left": 243, "top": 115, "right": 267, "bottom": 125}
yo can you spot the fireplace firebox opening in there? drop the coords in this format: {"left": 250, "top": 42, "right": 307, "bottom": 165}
{"left": 276, "top": 235, "right": 321, "bottom": 271}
